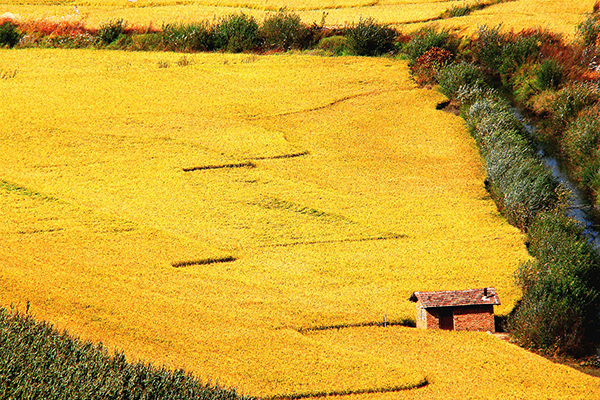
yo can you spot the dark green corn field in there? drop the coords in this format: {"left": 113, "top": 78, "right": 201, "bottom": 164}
{"left": 0, "top": 309, "right": 250, "bottom": 400}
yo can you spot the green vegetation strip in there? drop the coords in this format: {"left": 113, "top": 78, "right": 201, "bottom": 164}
{"left": 0, "top": 308, "right": 250, "bottom": 400}
{"left": 263, "top": 379, "right": 429, "bottom": 400}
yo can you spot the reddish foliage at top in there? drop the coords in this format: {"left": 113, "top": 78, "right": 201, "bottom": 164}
{"left": 411, "top": 47, "right": 453, "bottom": 85}
{"left": 17, "top": 19, "right": 94, "bottom": 37}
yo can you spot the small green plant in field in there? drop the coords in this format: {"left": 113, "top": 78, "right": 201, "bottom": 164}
{"left": 0, "top": 21, "right": 22, "bottom": 48}
{"left": 536, "top": 58, "right": 563, "bottom": 90}
{"left": 177, "top": 55, "right": 194, "bottom": 66}
{"left": 345, "top": 18, "right": 396, "bottom": 56}
{"left": 261, "top": 10, "right": 309, "bottom": 51}
{"left": 0, "top": 68, "right": 17, "bottom": 79}
{"left": 403, "top": 26, "right": 457, "bottom": 65}
{"left": 214, "top": 14, "right": 261, "bottom": 53}
{"left": 444, "top": 4, "right": 472, "bottom": 18}
{"left": 98, "top": 19, "right": 126, "bottom": 45}
{"left": 317, "top": 35, "right": 348, "bottom": 55}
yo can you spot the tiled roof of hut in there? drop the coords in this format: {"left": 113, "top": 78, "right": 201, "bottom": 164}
{"left": 408, "top": 287, "right": 500, "bottom": 308}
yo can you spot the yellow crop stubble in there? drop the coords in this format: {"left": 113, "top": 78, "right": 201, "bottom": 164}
{"left": 0, "top": 49, "right": 596, "bottom": 397}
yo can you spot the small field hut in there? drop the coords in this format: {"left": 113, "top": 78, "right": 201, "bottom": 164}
{"left": 408, "top": 287, "right": 500, "bottom": 332}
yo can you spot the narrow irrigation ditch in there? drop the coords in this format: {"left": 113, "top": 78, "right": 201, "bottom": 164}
{"left": 515, "top": 109, "right": 600, "bottom": 249}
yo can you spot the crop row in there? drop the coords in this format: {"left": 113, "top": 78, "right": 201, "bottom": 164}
{"left": 0, "top": 308, "right": 251, "bottom": 400}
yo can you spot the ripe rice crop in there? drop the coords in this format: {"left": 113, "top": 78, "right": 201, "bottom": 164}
{"left": 310, "top": 326, "right": 600, "bottom": 399}
{"left": 0, "top": 49, "right": 596, "bottom": 397}
{"left": 1, "top": 0, "right": 593, "bottom": 35}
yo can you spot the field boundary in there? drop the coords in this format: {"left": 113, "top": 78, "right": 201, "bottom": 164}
{"left": 297, "top": 317, "right": 416, "bottom": 333}
{"left": 263, "top": 378, "right": 429, "bottom": 400}
{"left": 182, "top": 162, "right": 256, "bottom": 172}
{"left": 259, "top": 233, "right": 405, "bottom": 247}
{"left": 171, "top": 256, "right": 237, "bottom": 267}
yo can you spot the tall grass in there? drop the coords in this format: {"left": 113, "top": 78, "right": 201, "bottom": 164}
{"left": 464, "top": 94, "right": 561, "bottom": 229}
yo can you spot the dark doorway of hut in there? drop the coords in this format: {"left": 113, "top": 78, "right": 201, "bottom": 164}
{"left": 439, "top": 308, "right": 454, "bottom": 330}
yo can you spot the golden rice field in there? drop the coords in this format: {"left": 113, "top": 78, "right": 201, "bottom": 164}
{"left": 0, "top": 0, "right": 597, "bottom": 39}
{"left": 1, "top": 48, "right": 599, "bottom": 398}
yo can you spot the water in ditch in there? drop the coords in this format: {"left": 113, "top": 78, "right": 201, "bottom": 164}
{"left": 514, "top": 109, "right": 600, "bottom": 249}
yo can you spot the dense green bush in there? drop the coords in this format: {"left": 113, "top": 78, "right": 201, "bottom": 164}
{"left": 499, "top": 34, "right": 541, "bottom": 76}
{"left": 261, "top": 11, "right": 309, "bottom": 51}
{"left": 162, "top": 22, "right": 216, "bottom": 51}
{"left": 345, "top": 18, "right": 396, "bottom": 56}
{"left": 436, "top": 61, "right": 486, "bottom": 99}
{"left": 473, "top": 25, "right": 544, "bottom": 80}
{"left": 214, "top": 14, "right": 261, "bottom": 52}
{"left": 549, "top": 83, "right": 600, "bottom": 128}
{"left": 0, "top": 309, "right": 250, "bottom": 400}
{"left": 536, "top": 58, "right": 563, "bottom": 90}
{"left": 0, "top": 21, "right": 22, "bottom": 48}
{"left": 98, "top": 19, "right": 126, "bottom": 45}
{"left": 403, "top": 25, "right": 457, "bottom": 65}
{"left": 562, "top": 108, "right": 600, "bottom": 190}
{"left": 510, "top": 211, "right": 600, "bottom": 356}
{"left": 472, "top": 25, "right": 505, "bottom": 72}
